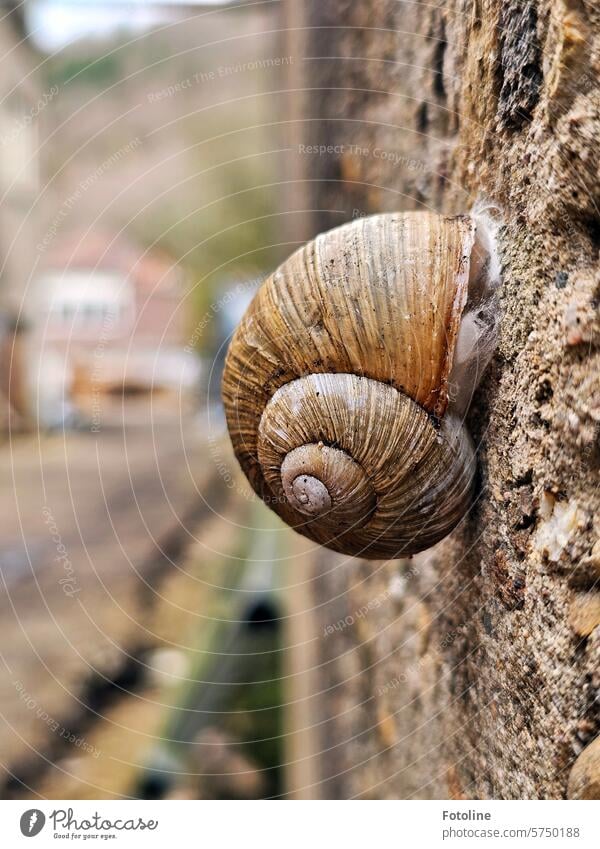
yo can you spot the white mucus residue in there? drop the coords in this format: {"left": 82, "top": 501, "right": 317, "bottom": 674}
{"left": 388, "top": 573, "right": 407, "bottom": 601}
{"left": 535, "top": 494, "right": 579, "bottom": 562}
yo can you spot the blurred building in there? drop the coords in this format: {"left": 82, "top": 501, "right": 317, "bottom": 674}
{"left": 0, "top": 9, "right": 41, "bottom": 431}
{"left": 27, "top": 232, "right": 195, "bottom": 427}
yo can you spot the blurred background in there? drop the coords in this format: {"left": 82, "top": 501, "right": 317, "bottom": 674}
{"left": 3, "top": 0, "right": 592, "bottom": 805}
{"left": 0, "top": 0, "right": 319, "bottom": 800}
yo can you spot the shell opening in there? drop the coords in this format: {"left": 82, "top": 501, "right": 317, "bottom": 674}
{"left": 449, "top": 208, "right": 502, "bottom": 416}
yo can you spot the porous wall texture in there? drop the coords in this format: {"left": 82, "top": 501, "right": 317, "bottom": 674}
{"left": 283, "top": 0, "right": 600, "bottom": 799}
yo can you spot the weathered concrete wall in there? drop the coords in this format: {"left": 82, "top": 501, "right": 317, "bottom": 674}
{"left": 284, "top": 0, "right": 600, "bottom": 799}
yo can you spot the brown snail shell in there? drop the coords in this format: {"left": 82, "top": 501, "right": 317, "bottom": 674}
{"left": 222, "top": 212, "right": 492, "bottom": 559}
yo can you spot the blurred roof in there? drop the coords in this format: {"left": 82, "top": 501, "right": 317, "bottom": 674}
{"left": 41, "top": 231, "right": 183, "bottom": 292}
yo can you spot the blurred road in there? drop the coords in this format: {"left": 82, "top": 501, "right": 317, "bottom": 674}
{"left": 0, "top": 400, "right": 223, "bottom": 790}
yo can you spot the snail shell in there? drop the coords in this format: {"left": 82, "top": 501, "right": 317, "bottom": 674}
{"left": 222, "top": 212, "right": 497, "bottom": 559}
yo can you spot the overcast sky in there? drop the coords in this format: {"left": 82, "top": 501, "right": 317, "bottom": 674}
{"left": 27, "top": 0, "right": 235, "bottom": 51}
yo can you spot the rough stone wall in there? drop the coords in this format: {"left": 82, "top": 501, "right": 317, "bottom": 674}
{"left": 284, "top": 0, "right": 600, "bottom": 799}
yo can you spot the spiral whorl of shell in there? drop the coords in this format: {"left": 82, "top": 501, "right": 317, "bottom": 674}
{"left": 222, "top": 213, "right": 478, "bottom": 559}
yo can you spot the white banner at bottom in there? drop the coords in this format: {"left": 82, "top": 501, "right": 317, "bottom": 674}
{"left": 0, "top": 799, "right": 598, "bottom": 848}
